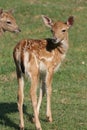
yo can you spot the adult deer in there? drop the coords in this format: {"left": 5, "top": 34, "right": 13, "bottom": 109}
{"left": 13, "top": 15, "right": 74, "bottom": 130}
{"left": 0, "top": 9, "right": 21, "bottom": 35}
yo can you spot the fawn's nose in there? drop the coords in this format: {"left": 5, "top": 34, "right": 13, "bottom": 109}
{"left": 18, "top": 28, "right": 21, "bottom": 32}
{"left": 52, "top": 37, "right": 58, "bottom": 44}
{"left": 15, "top": 28, "right": 21, "bottom": 33}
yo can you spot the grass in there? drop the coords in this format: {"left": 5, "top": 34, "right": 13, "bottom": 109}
{"left": 0, "top": 0, "right": 87, "bottom": 130}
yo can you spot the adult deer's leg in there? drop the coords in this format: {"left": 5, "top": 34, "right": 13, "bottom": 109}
{"left": 46, "top": 70, "right": 53, "bottom": 122}
{"left": 30, "top": 73, "right": 42, "bottom": 130}
{"left": 16, "top": 68, "right": 24, "bottom": 130}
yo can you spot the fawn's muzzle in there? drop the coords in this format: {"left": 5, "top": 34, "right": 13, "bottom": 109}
{"left": 14, "top": 28, "right": 21, "bottom": 33}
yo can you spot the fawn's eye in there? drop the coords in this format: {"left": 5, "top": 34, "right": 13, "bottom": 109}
{"left": 62, "top": 29, "right": 66, "bottom": 32}
{"left": 7, "top": 21, "right": 11, "bottom": 24}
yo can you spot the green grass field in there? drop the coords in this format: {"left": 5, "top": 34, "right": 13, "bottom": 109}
{"left": 0, "top": 0, "right": 87, "bottom": 130}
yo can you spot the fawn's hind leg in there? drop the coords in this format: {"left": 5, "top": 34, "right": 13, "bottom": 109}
{"left": 17, "top": 70, "right": 24, "bottom": 129}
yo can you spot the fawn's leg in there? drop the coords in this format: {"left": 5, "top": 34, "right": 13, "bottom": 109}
{"left": 46, "top": 71, "right": 53, "bottom": 122}
{"left": 30, "top": 74, "right": 42, "bottom": 130}
{"left": 37, "top": 80, "right": 46, "bottom": 115}
{"left": 17, "top": 70, "right": 24, "bottom": 130}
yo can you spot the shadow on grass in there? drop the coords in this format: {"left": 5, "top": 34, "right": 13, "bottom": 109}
{"left": 0, "top": 102, "right": 34, "bottom": 130}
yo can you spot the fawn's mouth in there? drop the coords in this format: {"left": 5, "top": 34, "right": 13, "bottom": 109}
{"left": 14, "top": 28, "right": 21, "bottom": 33}
{"left": 52, "top": 38, "right": 61, "bottom": 44}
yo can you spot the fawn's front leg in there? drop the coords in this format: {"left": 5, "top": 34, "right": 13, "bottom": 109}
{"left": 17, "top": 72, "right": 24, "bottom": 130}
{"left": 37, "top": 79, "right": 46, "bottom": 115}
{"left": 46, "top": 70, "right": 53, "bottom": 122}
{"left": 30, "top": 74, "right": 42, "bottom": 130}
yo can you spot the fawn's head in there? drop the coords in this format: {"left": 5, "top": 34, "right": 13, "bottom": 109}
{"left": 0, "top": 9, "right": 21, "bottom": 33}
{"left": 42, "top": 15, "right": 74, "bottom": 44}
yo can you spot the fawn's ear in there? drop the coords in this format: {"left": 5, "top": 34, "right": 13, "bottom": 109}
{"left": 42, "top": 15, "right": 53, "bottom": 28}
{"left": 8, "top": 9, "right": 14, "bottom": 14}
{"left": 0, "top": 9, "right": 3, "bottom": 15}
{"left": 67, "top": 16, "right": 74, "bottom": 27}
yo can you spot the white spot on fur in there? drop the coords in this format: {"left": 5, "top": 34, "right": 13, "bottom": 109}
{"left": 16, "top": 49, "right": 21, "bottom": 61}
{"left": 61, "top": 54, "right": 66, "bottom": 60}
{"left": 54, "top": 63, "right": 61, "bottom": 72}
{"left": 40, "top": 61, "right": 46, "bottom": 72}
{"left": 39, "top": 55, "right": 54, "bottom": 72}
{"left": 39, "top": 55, "right": 53, "bottom": 72}
{"left": 40, "top": 56, "right": 53, "bottom": 62}
{"left": 24, "top": 51, "right": 31, "bottom": 77}
{"left": 33, "top": 53, "right": 39, "bottom": 68}
{"left": 15, "top": 49, "right": 22, "bottom": 71}
{"left": 61, "top": 39, "right": 69, "bottom": 51}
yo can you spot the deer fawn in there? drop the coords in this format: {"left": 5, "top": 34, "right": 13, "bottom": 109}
{"left": 13, "top": 15, "right": 74, "bottom": 130}
{"left": 0, "top": 9, "right": 21, "bottom": 35}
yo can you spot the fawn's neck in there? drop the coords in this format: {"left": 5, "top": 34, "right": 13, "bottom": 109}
{"left": 0, "top": 22, "right": 4, "bottom": 35}
{"left": 57, "top": 35, "right": 69, "bottom": 54}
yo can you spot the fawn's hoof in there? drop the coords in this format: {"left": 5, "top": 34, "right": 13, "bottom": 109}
{"left": 32, "top": 116, "right": 35, "bottom": 123}
{"left": 37, "top": 127, "right": 42, "bottom": 130}
{"left": 20, "top": 124, "right": 24, "bottom": 130}
{"left": 46, "top": 116, "right": 52, "bottom": 122}
{"left": 20, "top": 127, "right": 24, "bottom": 130}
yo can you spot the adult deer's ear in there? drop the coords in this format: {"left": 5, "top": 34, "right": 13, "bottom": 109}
{"left": 42, "top": 15, "right": 53, "bottom": 28}
{"left": 67, "top": 16, "right": 74, "bottom": 27}
{"left": 0, "top": 9, "right": 3, "bottom": 15}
